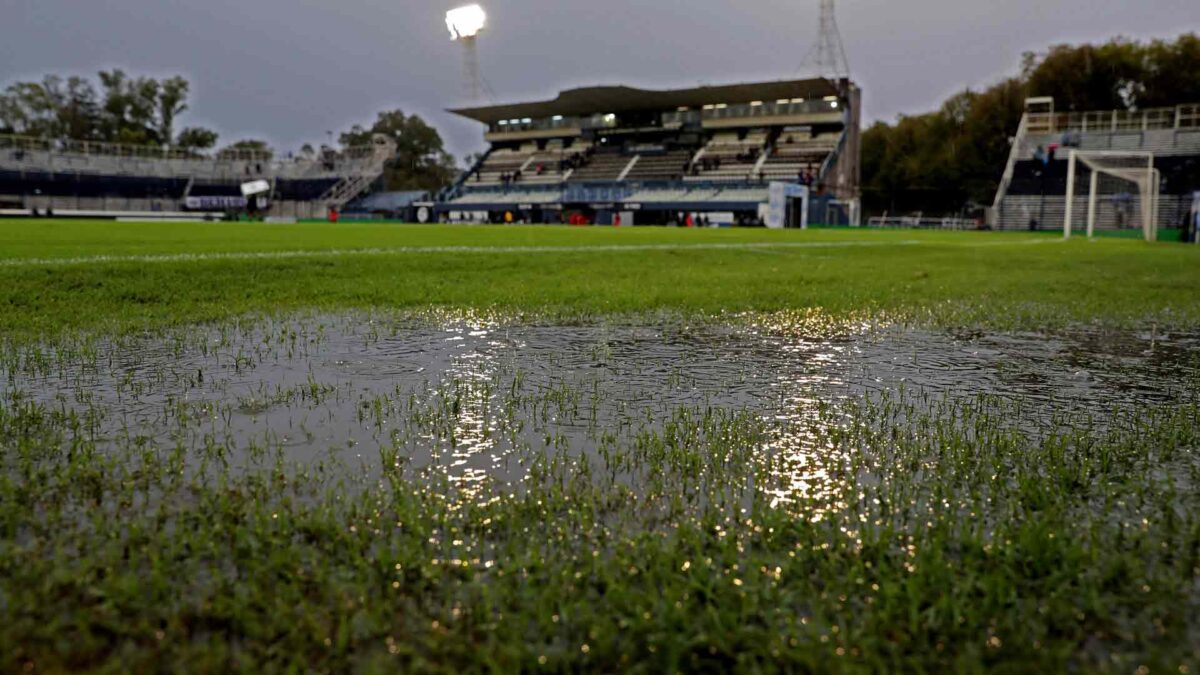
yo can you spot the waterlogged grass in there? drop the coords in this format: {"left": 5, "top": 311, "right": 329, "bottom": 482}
{"left": 2, "top": 330, "right": 1198, "bottom": 671}
{"left": 1, "top": 222, "right": 1199, "bottom": 671}
{"left": 0, "top": 220, "right": 1199, "bottom": 338}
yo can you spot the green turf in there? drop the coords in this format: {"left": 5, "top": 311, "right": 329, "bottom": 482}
{"left": 0, "top": 220, "right": 1197, "bottom": 339}
{"left": 1, "top": 220, "right": 1199, "bottom": 672}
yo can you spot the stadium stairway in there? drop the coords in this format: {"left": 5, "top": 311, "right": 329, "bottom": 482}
{"left": 318, "top": 135, "right": 398, "bottom": 209}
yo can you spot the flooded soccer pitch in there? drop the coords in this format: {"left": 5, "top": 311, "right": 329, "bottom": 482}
{"left": 5, "top": 312, "right": 1198, "bottom": 498}
{"left": 3, "top": 310, "right": 1199, "bottom": 671}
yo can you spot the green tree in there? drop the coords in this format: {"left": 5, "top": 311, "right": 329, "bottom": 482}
{"left": 176, "top": 127, "right": 219, "bottom": 152}
{"left": 218, "top": 139, "right": 274, "bottom": 160}
{"left": 0, "top": 79, "right": 62, "bottom": 137}
{"left": 97, "top": 69, "right": 160, "bottom": 144}
{"left": 157, "top": 77, "right": 190, "bottom": 146}
{"left": 340, "top": 110, "right": 458, "bottom": 192}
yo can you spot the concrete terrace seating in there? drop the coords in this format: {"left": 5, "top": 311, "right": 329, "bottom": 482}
{"left": 568, "top": 150, "right": 630, "bottom": 182}
{"left": 758, "top": 132, "right": 838, "bottom": 182}
{"left": 516, "top": 141, "right": 592, "bottom": 186}
{"left": 623, "top": 186, "right": 768, "bottom": 205}
{"left": 470, "top": 144, "right": 539, "bottom": 186}
{"left": 449, "top": 190, "right": 561, "bottom": 206}
{"left": 1022, "top": 129, "right": 1200, "bottom": 159}
{"left": 623, "top": 149, "right": 692, "bottom": 182}
{"left": 625, "top": 187, "right": 719, "bottom": 204}
{"left": 0, "top": 143, "right": 373, "bottom": 183}
{"left": 686, "top": 131, "right": 769, "bottom": 183}
{"left": 710, "top": 187, "right": 770, "bottom": 203}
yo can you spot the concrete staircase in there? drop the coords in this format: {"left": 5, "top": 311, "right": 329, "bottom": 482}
{"left": 319, "top": 134, "right": 398, "bottom": 209}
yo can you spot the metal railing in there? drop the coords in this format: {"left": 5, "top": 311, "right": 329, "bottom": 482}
{"left": 1026, "top": 104, "right": 1200, "bottom": 134}
{"left": 662, "top": 99, "right": 839, "bottom": 126}
{"left": 992, "top": 112, "right": 1032, "bottom": 210}
{"left": 488, "top": 100, "right": 843, "bottom": 135}
{"left": 869, "top": 215, "right": 978, "bottom": 230}
{"left": 0, "top": 133, "right": 387, "bottom": 181}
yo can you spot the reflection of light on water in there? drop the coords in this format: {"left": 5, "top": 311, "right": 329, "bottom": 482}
{"left": 441, "top": 326, "right": 508, "bottom": 503}
{"left": 759, "top": 339, "right": 858, "bottom": 517}
{"left": 7, "top": 310, "right": 1196, "bottom": 517}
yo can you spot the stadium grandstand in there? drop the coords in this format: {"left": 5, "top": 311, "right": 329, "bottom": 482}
{"left": 992, "top": 98, "right": 1200, "bottom": 236}
{"left": 437, "top": 78, "right": 862, "bottom": 227}
{"left": 0, "top": 133, "right": 397, "bottom": 221}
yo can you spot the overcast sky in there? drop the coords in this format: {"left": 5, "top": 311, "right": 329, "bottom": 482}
{"left": 2, "top": 0, "right": 1197, "bottom": 161}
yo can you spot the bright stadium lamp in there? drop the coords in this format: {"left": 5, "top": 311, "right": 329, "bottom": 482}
{"left": 446, "top": 4, "right": 487, "bottom": 40}
{"left": 446, "top": 5, "right": 487, "bottom": 101}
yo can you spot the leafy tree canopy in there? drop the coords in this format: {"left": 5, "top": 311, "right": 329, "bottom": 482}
{"left": 340, "top": 110, "right": 458, "bottom": 192}
{"left": 0, "top": 70, "right": 219, "bottom": 150}
{"left": 218, "top": 139, "right": 274, "bottom": 160}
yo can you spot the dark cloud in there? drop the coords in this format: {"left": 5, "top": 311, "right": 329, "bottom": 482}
{"left": 2, "top": 0, "right": 1197, "bottom": 161}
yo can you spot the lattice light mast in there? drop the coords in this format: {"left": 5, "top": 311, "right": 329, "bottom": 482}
{"left": 446, "top": 5, "right": 487, "bottom": 102}
{"left": 804, "top": 0, "right": 851, "bottom": 83}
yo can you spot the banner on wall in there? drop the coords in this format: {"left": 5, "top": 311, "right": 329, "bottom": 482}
{"left": 185, "top": 196, "right": 250, "bottom": 210}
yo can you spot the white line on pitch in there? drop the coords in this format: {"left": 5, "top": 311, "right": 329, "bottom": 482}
{"left": 0, "top": 237, "right": 1059, "bottom": 269}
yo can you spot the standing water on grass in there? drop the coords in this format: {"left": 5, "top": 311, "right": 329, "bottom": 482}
{"left": 2, "top": 314, "right": 1198, "bottom": 505}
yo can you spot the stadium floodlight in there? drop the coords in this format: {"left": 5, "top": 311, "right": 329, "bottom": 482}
{"left": 446, "top": 4, "right": 487, "bottom": 40}
{"left": 446, "top": 5, "right": 487, "bottom": 101}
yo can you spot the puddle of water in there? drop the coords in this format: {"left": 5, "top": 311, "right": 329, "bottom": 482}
{"left": 2, "top": 315, "right": 1198, "bottom": 508}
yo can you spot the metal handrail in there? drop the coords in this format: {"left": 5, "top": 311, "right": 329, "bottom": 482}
{"left": 0, "top": 133, "right": 383, "bottom": 166}
{"left": 1025, "top": 103, "right": 1200, "bottom": 134}
{"left": 992, "top": 112, "right": 1031, "bottom": 210}
{"left": 0, "top": 133, "right": 388, "bottom": 183}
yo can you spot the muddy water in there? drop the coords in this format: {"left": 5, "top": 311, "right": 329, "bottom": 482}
{"left": 2, "top": 316, "right": 1197, "bottom": 492}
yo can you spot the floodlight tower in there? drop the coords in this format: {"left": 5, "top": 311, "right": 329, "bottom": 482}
{"left": 804, "top": 0, "right": 851, "bottom": 82}
{"left": 446, "top": 4, "right": 487, "bottom": 101}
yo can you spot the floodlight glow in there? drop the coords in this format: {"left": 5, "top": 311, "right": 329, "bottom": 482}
{"left": 446, "top": 5, "right": 487, "bottom": 40}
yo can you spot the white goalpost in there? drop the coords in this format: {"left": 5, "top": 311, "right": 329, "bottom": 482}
{"left": 1063, "top": 150, "right": 1160, "bottom": 242}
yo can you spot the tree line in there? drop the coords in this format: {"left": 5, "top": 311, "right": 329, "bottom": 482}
{"left": 861, "top": 33, "right": 1200, "bottom": 216}
{"left": 0, "top": 70, "right": 458, "bottom": 191}
{"left": 0, "top": 71, "right": 219, "bottom": 152}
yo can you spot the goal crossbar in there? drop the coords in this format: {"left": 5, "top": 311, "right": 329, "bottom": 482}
{"left": 1063, "top": 150, "right": 1159, "bottom": 241}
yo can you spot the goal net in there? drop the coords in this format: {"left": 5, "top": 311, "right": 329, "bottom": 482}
{"left": 1063, "top": 151, "right": 1160, "bottom": 241}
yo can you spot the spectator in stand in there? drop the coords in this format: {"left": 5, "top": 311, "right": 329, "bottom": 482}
{"left": 1047, "top": 144, "right": 1058, "bottom": 162}
{"left": 1034, "top": 145, "right": 1047, "bottom": 165}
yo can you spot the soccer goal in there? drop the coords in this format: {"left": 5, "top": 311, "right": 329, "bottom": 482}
{"left": 1063, "top": 151, "right": 1160, "bottom": 242}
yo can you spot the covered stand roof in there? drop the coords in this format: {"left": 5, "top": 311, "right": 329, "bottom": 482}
{"left": 449, "top": 78, "right": 841, "bottom": 124}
